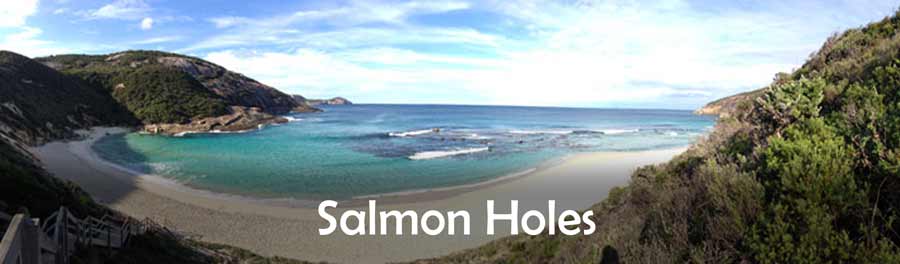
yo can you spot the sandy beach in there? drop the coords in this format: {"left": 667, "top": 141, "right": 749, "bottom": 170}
{"left": 30, "top": 127, "right": 685, "bottom": 263}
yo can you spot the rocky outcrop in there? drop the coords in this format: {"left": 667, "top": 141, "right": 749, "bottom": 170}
{"left": 695, "top": 88, "right": 763, "bottom": 118}
{"left": 143, "top": 106, "right": 288, "bottom": 135}
{"left": 302, "top": 96, "right": 353, "bottom": 106}
{"left": 153, "top": 56, "right": 318, "bottom": 114}
{"left": 289, "top": 94, "right": 324, "bottom": 112}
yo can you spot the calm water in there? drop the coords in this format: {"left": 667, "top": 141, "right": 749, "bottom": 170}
{"left": 93, "top": 104, "right": 715, "bottom": 200}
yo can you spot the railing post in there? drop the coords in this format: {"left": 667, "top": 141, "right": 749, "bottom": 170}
{"left": 23, "top": 216, "right": 40, "bottom": 264}
{"left": 54, "top": 208, "right": 63, "bottom": 264}
{"left": 119, "top": 223, "right": 125, "bottom": 248}
{"left": 60, "top": 208, "right": 67, "bottom": 264}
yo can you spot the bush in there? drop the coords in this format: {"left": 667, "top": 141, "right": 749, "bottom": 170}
{"left": 110, "top": 66, "right": 229, "bottom": 124}
{"left": 758, "top": 77, "right": 826, "bottom": 129}
{"left": 751, "top": 118, "right": 863, "bottom": 263}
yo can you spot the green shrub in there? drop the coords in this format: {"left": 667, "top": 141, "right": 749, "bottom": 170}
{"left": 110, "top": 66, "right": 229, "bottom": 124}
{"left": 751, "top": 118, "right": 863, "bottom": 263}
{"left": 43, "top": 51, "right": 231, "bottom": 125}
{"left": 758, "top": 77, "right": 826, "bottom": 128}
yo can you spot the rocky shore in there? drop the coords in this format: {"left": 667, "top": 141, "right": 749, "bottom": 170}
{"left": 142, "top": 106, "right": 290, "bottom": 135}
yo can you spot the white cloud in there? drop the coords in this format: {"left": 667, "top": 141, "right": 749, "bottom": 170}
{"left": 185, "top": 26, "right": 505, "bottom": 52}
{"left": 197, "top": 1, "right": 801, "bottom": 107}
{"left": 205, "top": 49, "right": 484, "bottom": 100}
{"left": 131, "top": 35, "right": 180, "bottom": 45}
{"left": 201, "top": 0, "right": 898, "bottom": 108}
{"left": 140, "top": 17, "right": 153, "bottom": 30}
{"left": 0, "top": 27, "right": 72, "bottom": 57}
{"left": 191, "top": 0, "right": 476, "bottom": 51}
{"left": 0, "top": 0, "right": 39, "bottom": 27}
{"left": 207, "top": 0, "right": 469, "bottom": 29}
{"left": 90, "top": 0, "right": 150, "bottom": 20}
{"left": 209, "top": 16, "right": 245, "bottom": 29}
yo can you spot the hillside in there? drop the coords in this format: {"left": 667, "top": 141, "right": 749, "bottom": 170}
{"left": 292, "top": 94, "right": 352, "bottom": 106}
{"left": 694, "top": 88, "right": 764, "bottom": 117}
{"left": 306, "top": 97, "right": 353, "bottom": 106}
{"left": 35, "top": 50, "right": 319, "bottom": 134}
{"left": 0, "top": 50, "right": 313, "bottom": 263}
{"left": 38, "top": 51, "right": 317, "bottom": 114}
{"left": 423, "top": 9, "right": 900, "bottom": 264}
{"left": 0, "top": 51, "right": 137, "bottom": 145}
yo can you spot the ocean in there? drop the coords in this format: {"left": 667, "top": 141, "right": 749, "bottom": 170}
{"left": 92, "top": 104, "right": 716, "bottom": 200}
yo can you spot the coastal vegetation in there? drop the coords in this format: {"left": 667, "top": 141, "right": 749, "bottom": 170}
{"left": 4, "top": 6, "right": 900, "bottom": 264}
{"left": 423, "top": 9, "right": 900, "bottom": 264}
{"left": 108, "top": 65, "right": 229, "bottom": 124}
{"left": 0, "top": 51, "right": 137, "bottom": 145}
{"left": 37, "top": 50, "right": 312, "bottom": 125}
{"left": 0, "top": 50, "right": 314, "bottom": 263}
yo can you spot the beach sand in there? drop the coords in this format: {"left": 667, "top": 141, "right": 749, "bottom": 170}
{"left": 31, "top": 127, "right": 685, "bottom": 263}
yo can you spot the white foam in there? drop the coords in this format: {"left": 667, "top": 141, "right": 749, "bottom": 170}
{"left": 509, "top": 130, "right": 573, "bottom": 135}
{"left": 283, "top": 116, "right": 302, "bottom": 122}
{"left": 597, "top": 129, "right": 639, "bottom": 135}
{"left": 665, "top": 131, "right": 679, "bottom": 136}
{"left": 408, "top": 147, "right": 490, "bottom": 160}
{"left": 172, "top": 128, "right": 261, "bottom": 137}
{"left": 389, "top": 129, "right": 437, "bottom": 137}
{"left": 508, "top": 129, "right": 639, "bottom": 135}
{"left": 467, "top": 133, "right": 491, "bottom": 140}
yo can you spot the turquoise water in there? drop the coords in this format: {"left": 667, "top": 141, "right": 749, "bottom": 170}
{"left": 92, "top": 104, "right": 715, "bottom": 200}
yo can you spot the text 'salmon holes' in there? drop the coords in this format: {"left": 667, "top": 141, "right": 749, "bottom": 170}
{"left": 318, "top": 200, "right": 596, "bottom": 236}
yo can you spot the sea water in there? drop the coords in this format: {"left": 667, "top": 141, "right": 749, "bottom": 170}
{"left": 92, "top": 104, "right": 715, "bottom": 200}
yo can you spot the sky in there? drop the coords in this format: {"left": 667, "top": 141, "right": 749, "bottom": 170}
{"left": 1, "top": 0, "right": 898, "bottom": 109}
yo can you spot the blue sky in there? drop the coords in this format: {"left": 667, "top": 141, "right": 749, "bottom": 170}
{"left": 1, "top": 0, "right": 898, "bottom": 109}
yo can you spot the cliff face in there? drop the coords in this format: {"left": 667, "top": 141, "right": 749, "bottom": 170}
{"left": 0, "top": 51, "right": 137, "bottom": 145}
{"left": 152, "top": 55, "right": 314, "bottom": 114}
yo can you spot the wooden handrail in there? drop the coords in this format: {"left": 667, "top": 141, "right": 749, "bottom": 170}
{"left": 1, "top": 207, "right": 143, "bottom": 264}
{"left": 0, "top": 214, "right": 27, "bottom": 264}
{"left": 0, "top": 214, "right": 40, "bottom": 264}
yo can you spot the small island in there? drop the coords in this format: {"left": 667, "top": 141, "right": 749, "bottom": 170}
{"left": 292, "top": 95, "right": 353, "bottom": 106}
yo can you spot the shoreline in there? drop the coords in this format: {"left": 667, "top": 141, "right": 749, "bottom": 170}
{"left": 73, "top": 127, "right": 568, "bottom": 208}
{"left": 31, "top": 126, "right": 688, "bottom": 263}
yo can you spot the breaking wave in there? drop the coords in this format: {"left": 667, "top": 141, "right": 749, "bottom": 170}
{"left": 408, "top": 147, "right": 490, "bottom": 160}
{"left": 389, "top": 128, "right": 439, "bottom": 137}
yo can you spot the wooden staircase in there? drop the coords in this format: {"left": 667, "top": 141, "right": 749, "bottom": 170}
{"left": 0, "top": 207, "right": 141, "bottom": 264}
